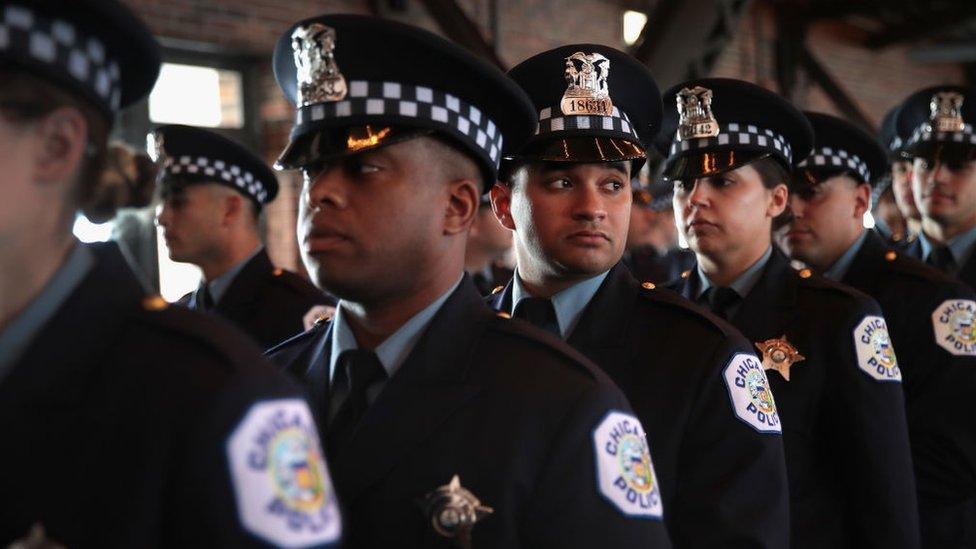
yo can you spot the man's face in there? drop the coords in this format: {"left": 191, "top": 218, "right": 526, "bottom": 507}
{"left": 776, "top": 175, "right": 866, "bottom": 270}
{"left": 890, "top": 159, "right": 920, "bottom": 221}
{"left": 673, "top": 163, "right": 786, "bottom": 259}
{"left": 298, "top": 138, "right": 451, "bottom": 302}
{"left": 155, "top": 184, "right": 225, "bottom": 264}
{"left": 494, "top": 162, "right": 631, "bottom": 279}
{"left": 912, "top": 155, "right": 976, "bottom": 229}
{"left": 468, "top": 206, "right": 512, "bottom": 259}
{"left": 626, "top": 205, "right": 658, "bottom": 250}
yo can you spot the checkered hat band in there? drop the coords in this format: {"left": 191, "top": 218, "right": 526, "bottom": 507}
{"left": 534, "top": 105, "right": 638, "bottom": 141}
{"left": 0, "top": 4, "right": 122, "bottom": 111}
{"left": 907, "top": 122, "right": 976, "bottom": 148}
{"left": 888, "top": 136, "right": 903, "bottom": 152}
{"left": 668, "top": 123, "right": 793, "bottom": 165}
{"left": 295, "top": 80, "right": 503, "bottom": 167}
{"left": 164, "top": 156, "right": 269, "bottom": 204}
{"left": 797, "top": 146, "right": 871, "bottom": 182}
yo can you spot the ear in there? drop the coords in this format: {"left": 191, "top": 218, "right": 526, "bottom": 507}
{"left": 32, "top": 106, "right": 89, "bottom": 186}
{"left": 766, "top": 182, "right": 789, "bottom": 219}
{"left": 444, "top": 178, "right": 480, "bottom": 236}
{"left": 220, "top": 190, "right": 244, "bottom": 227}
{"left": 491, "top": 182, "right": 516, "bottom": 231}
{"left": 853, "top": 182, "right": 871, "bottom": 219}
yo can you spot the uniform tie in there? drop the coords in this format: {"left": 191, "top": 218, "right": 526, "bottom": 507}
{"left": 513, "top": 297, "right": 560, "bottom": 337}
{"left": 326, "top": 349, "right": 387, "bottom": 458}
{"left": 704, "top": 286, "right": 740, "bottom": 320}
{"left": 927, "top": 245, "right": 957, "bottom": 275}
{"left": 194, "top": 283, "right": 214, "bottom": 311}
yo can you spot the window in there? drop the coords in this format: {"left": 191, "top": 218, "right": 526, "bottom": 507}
{"left": 149, "top": 63, "right": 245, "bottom": 128}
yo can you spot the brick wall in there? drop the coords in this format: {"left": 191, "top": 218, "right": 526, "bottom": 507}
{"left": 119, "top": 0, "right": 964, "bottom": 271}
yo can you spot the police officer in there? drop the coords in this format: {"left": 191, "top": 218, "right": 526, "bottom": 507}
{"left": 265, "top": 15, "right": 672, "bottom": 548}
{"left": 661, "top": 78, "right": 920, "bottom": 548}
{"left": 776, "top": 111, "right": 976, "bottom": 548}
{"left": 465, "top": 195, "right": 513, "bottom": 295}
{"left": 897, "top": 85, "right": 976, "bottom": 293}
{"left": 624, "top": 177, "right": 696, "bottom": 283}
{"left": 879, "top": 105, "right": 921, "bottom": 246}
{"left": 0, "top": 1, "right": 340, "bottom": 546}
{"left": 487, "top": 45, "right": 788, "bottom": 547}
{"left": 153, "top": 125, "right": 334, "bottom": 349}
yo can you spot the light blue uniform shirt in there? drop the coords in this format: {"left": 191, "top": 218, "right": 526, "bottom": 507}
{"left": 918, "top": 225, "right": 976, "bottom": 271}
{"left": 823, "top": 231, "right": 869, "bottom": 282}
{"left": 190, "top": 246, "right": 262, "bottom": 308}
{"left": 0, "top": 241, "right": 94, "bottom": 382}
{"left": 511, "top": 269, "right": 610, "bottom": 339}
{"left": 695, "top": 246, "right": 772, "bottom": 318}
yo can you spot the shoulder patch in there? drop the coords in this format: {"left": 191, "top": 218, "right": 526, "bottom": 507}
{"left": 932, "top": 299, "right": 976, "bottom": 356}
{"left": 723, "top": 353, "right": 782, "bottom": 433}
{"left": 227, "top": 399, "right": 342, "bottom": 547}
{"left": 853, "top": 316, "right": 902, "bottom": 382}
{"left": 592, "top": 411, "right": 663, "bottom": 520}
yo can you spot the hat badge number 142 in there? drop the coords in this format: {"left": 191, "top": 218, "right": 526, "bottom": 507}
{"left": 560, "top": 52, "right": 613, "bottom": 116}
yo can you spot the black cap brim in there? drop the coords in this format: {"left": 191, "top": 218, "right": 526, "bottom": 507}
{"left": 662, "top": 149, "right": 772, "bottom": 181}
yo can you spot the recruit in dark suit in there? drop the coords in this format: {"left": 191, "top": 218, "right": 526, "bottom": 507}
{"left": 266, "top": 15, "right": 673, "bottom": 548}
{"left": 153, "top": 124, "right": 333, "bottom": 349}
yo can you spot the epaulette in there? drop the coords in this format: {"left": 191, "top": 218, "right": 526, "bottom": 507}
{"left": 488, "top": 313, "right": 602, "bottom": 382}
{"left": 270, "top": 267, "right": 328, "bottom": 299}
{"left": 794, "top": 266, "right": 873, "bottom": 303}
{"left": 880, "top": 248, "right": 957, "bottom": 286}
{"left": 129, "top": 296, "right": 262, "bottom": 373}
{"left": 636, "top": 280, "right": 742, "bottom": 338}
{"left": 266, "top": 317, "right": 330, "bottom": 356}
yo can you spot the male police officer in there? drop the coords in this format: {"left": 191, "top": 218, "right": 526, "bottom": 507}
{"left": 0, "top": 1, "right": 340, "bottom": 546}
{"left": 880, "top": 105, "right": 922, "bottom": 246}
{"left": 465, "top": 196, "right": 513, "bottom": 295}
{"left": 487, "top": 45, "right": 788, "bottom": 547}
{"left": 662, "top": 79, "right": 920, "bottom": 548}
{"left": 624, "top": 178, "right": 696, "bottom": 283}
{"left": 898, "top": 86, "right": 976, "bottom": 294}
{"left": 265, "top": 15, "right": 672, "bottom": 548}
{"left": 154, "top": 125, "right": 332, "bottom": 349}
{"left": 777, "top": 111, "right": 976, "bottom": 548}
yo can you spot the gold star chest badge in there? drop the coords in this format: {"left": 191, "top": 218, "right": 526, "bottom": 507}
{"left": 755, "top": 335, "right": 805, "bottom": 381}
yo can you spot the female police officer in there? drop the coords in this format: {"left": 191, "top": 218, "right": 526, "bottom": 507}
{"left": 0, "top": 1, "right": 339, "bottom": 546}
{"left": 662, "top": 79, "right": 920, "bottom": 548}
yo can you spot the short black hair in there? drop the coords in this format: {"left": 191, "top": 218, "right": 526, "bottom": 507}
{"left": 751, "top": 156, "right": 791, "bottom": 190}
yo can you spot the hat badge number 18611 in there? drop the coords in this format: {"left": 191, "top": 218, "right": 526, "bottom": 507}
{"left": 755, "top": 335, "right": 805, "bottom": 381}
{"left": 560, "top": 52, "right": 613, "bottom": 116}
{"left": 422, "top": 475, "right": 493, "bottom": 549}
{"left": 291, "top": 23, "right": 348, "bottom": 107}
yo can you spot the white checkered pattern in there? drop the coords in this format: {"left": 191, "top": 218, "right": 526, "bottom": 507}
{"left": 0, "top": 4, "right": 122, "bottom": 111}
{"left": 907, "top": 122, "right": 976, "bottom": 149}
{"left": 798, "top": 146, "right": 871, "bottom": 182}
{"left": 888, "top": 135, "right": 903, "bottom": 153}
{"left": 669, "top": 123, "right": 794, "bottom": 165}
{"left": 534, "top": 105, "right": 640, "bottom": 141}
{"left": 295, "top": 80, "right": 504, "bottom": 168}
{"left": 165, "top": 156, "right": 269, "bottom": 204}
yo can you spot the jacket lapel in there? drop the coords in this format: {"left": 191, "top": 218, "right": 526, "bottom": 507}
{"left": 214, "top": 249, "right": 273, "bottom": 321}
{"left": 727, "top": 248, "right": 797, "bottom": 343}
{"left": 332, "top": 277, "right": 485, "bottom": 501}
{"left": 566, "top": 264, "right": 636, "bottom": 380}
{"left": 842, "top": 231, "right": 886, "bottom": 291}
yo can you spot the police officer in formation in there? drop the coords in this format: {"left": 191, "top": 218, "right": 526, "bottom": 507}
{"left": 896, "top": 86, "right": 976, "bottom": 296}
{"left": 661, "top": 78, "right": 920, "bottom": 547}
{"left": 486, "top": 45, "right": 789, "bottom": 546}
{"left": 623, "top": 177, "right": 697, "bottom": 283}
{"left": 153, "top": 124, "right": 334, "bottom": 349}
{"left": 776, "top": 110, "right": 976, "bottom": 547}
{"left": 0, "top": 1, "right": 340, "bottom": 547}
{"left": 880, "top": 105, "right": 923, "bottom": 247}
{"left": 265, "top": 14, "right": 672, "bottom": 548}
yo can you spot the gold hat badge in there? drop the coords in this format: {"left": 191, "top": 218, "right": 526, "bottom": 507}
{"left": 755, "top": 335, "right": 805, "bottom": 382}
{"left": 291, "top": 23, "right": 348, "bottom": 107}
{"left": 929, "top": 91, "right": 965, "bottom": 133}
{"left": 676, "top": 86, "right": 720, "bottom": 141}
{"left": 560, "top": 52, "right": 613, "bottom": 116}
{"left": 422, "top": 475, "right": 493, "bottom": 548}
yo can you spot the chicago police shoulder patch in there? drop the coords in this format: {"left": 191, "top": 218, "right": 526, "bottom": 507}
{"left": 227, "top": 399, "right": 341, "bottom": 547}
{"left": 853, "top": 315, "right": 902, "bottom": 382}
{"left": 592, "top": 411, "right": 663, "bottom": 519}
{"left": 723, "top": 352, "right": 782, "bottom": 433}
{"left": 932, "top": 299, "right": 976, "bottom": 356}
